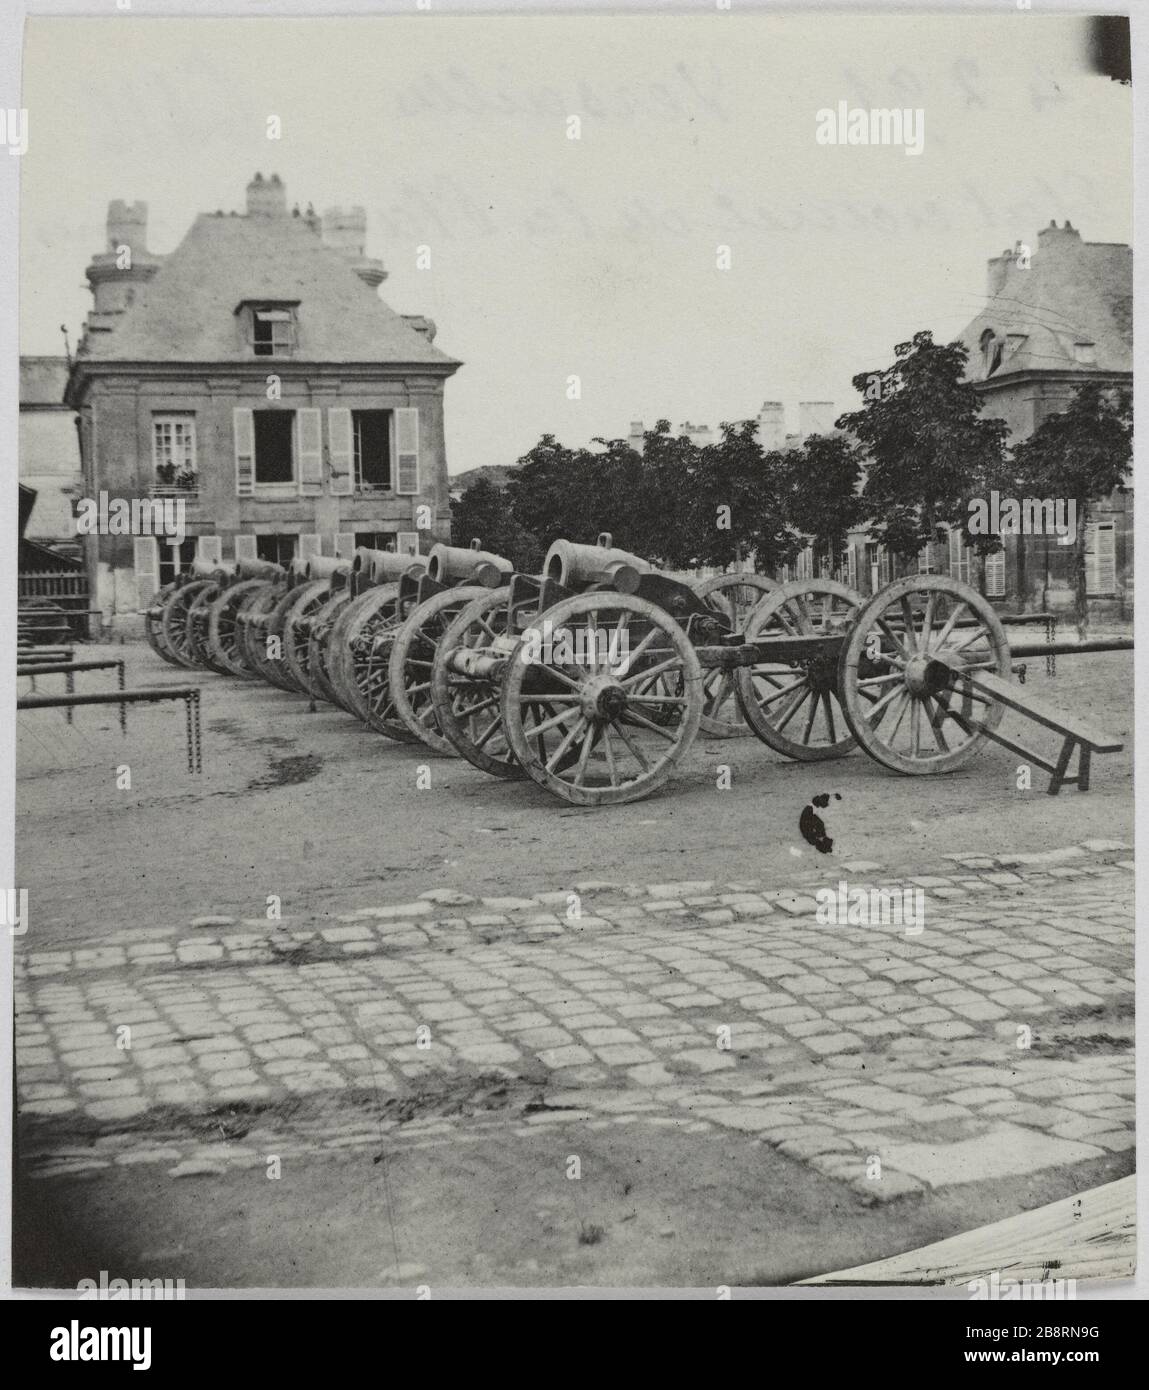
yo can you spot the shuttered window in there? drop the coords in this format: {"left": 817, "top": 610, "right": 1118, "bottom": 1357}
{"left": 197, "top": 536, "right": 222, "bottom": 564}
{"left": 234, "top": 408, "right": 255, "bottom": 497}
{"left": 395, "top": 407, "right": 420, "bottom": 495}
{"left": 234, "top": 535, "right": 258, "bottom": 561}
{"left": 335, "top": 533, "right": 356, "bottom": 559}
{"left": 328, "top": 408, "right": 354, "bottom": 496}
{"left": 396, "top": 531, "right": 421, "bottom": 557}
{"left": 298, "top": 534, "right": 321, "bottom": 561}
{"left": 985, "top": 547, "right": 1006, "bottom": 598}
{"left": 296, "top": 409, "right": 323, "bottom": 496}
{"left": 846, "top": 547, "right": 857, "bottom": 590}
{"left": 134, "top": 537, "right": 158, "bottom": 609}
{"left": 1086, "top": 522, "right": 1117, "bottom": 596}
{"left": 947, "top": 529, "right": 970, "bottom": 584}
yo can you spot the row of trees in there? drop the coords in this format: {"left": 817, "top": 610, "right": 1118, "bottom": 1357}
{"left": 452, "top": 332, "right": 1132, "bottom": 632}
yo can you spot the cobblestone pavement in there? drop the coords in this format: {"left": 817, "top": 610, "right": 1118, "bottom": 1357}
{"left": 16, "top": 840, "right": 1133, "bottom": 1206}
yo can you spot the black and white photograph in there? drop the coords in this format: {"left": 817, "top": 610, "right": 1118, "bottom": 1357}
{"left": 2, "top": 0, "right": 1141, "bottom": 1317}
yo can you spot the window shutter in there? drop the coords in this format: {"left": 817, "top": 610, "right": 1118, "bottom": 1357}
{"left": 329, "top": 408, "right": 353, "bottom": 496}
{"left": 395, "top": 407, "right": 420, "bottom": 495}
{"left": 396, "top": 531, "right": 421, "bottom": 557}
{"left": 134, "top": 537, "right": 158, "bottom": 609}
{"left": 296, "top": 408, "right": 323, "bottom": 495}
{"left": 234, "top": 534, "right": 258, "bottom": 562}
{"left": 335, "top": 532, "right": 356, "bottom": 559}
{"left": 234, "top": 408, "right": 255, "bottom": 497}
{"left": 846, "top": 546, "right": 857, "bottom": 590}
{"left": 298, "top": 533, "right": 321, "bottom": 561}
{"left": 985, "top": 547, "right": 1005, "bottom": 598}
{"left": 1086, "top": 523, "right": 1116, "bottom": 596}
{"left": 197, "top": 535, "right": 222, "bottom": 564}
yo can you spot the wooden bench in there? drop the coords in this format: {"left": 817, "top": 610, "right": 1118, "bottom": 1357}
{"left": 942, "top": 665, "right": 1123, "bottom": 794}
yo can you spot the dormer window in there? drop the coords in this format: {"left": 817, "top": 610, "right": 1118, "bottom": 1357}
{"left": 236, "top": 299, "right": 299, "bottom": 357}
{"left": 980, "top": 328, "right": 1004, "bottom": 378}
{"left": 1074, "top": 340, "right": 1096, "bottom": 365}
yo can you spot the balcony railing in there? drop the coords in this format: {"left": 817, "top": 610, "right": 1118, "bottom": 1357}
{"left": 150, "top": 481, "right": 199, "bottom": 500}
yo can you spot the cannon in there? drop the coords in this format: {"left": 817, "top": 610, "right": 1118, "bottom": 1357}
{"left": 144, "top": 534, "right": 1129, "bottom": 807}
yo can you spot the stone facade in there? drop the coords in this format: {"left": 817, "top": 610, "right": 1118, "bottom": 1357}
{"left": 66, "top": 174, "right": 461, "bottom": 624}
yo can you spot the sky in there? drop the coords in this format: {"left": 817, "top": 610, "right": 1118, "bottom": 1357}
{"left": 19, "top": 12, "right": 1132, "bottom": 474}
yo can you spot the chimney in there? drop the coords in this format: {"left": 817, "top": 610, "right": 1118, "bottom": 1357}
{"left": 627, "top": 420, "right": 645, "bottom": 454}
{"left": 246, "top": 172, "right": 287, "bottom": 218}
{"left": 322, "top": 204, "right": 387, "bottom": 287}
{"left": 756, "top": 401, "right": 785, "bottom": 451}
{"left": 1036, "top": 218, "right": 1083, "bottom": 260}
{"left": 986, "top": 248, "right": 1015, "bottom": 300}
{"left": 106, "top": 200, "right": 148, "bottom": 255}
{"left": 798, "top": 401, "right": 835, "bottom": 441}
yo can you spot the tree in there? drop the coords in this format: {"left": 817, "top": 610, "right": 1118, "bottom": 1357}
{"left": 781, "top": 434, "right": 868, "bottom": 579}
{"left": 689, "top": 421, "right": 801, "bottom": 573}
{"left": 837, "top": 331, "right": 1011, "bottom": 579}
{"left": 1011, "top": 383, "right": 1132, "bottom": 636}
{"left": 450, "top": 476, "right": 543, "bottom": 572}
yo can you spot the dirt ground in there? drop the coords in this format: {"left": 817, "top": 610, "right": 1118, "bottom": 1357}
{"left": 15, "top": 642, "right": 1134, "bottom": 946}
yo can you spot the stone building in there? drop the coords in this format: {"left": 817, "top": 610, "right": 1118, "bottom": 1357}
{"left": 952, "top": 220, "right": 1133, "bottom": 620}
{"left": 65, "top": 173, "right": 461, "bottom": 621}
{"left": 19, "top": 356, "right": 83, "bottom": 550}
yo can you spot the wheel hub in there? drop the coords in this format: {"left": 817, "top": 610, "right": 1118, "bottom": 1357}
{"left": 580, "top": 675, "right": 627, "bottom": 720}
{"left": 903, "top": 653, "right": 952, "bottom": 697}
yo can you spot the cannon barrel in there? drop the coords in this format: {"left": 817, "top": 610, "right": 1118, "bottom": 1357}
{"left": 304, "top": 555, "right": 350, "bottom": 583}
{"left": 543, "top": 533, "right": 651, "bottom": 592}
{"left": 232, "top": 558, "right": 285, "bottom": 581}
{"left": 188, "top": 558, "right": 228, "bottom": 582}
{"left": 426, "top": 541, "right": 512, "bottom": 588}
{"left": 352, "top": 547, "right": 428, "bottom": 585}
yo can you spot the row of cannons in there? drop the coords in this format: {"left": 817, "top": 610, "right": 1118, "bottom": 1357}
{"left": 144, "top": 536, "right": 1124, "bottom": 805}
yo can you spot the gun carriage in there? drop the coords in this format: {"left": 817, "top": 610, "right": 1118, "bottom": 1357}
{"left": 144, "top": 534, "right": 1126, "bottom": 806}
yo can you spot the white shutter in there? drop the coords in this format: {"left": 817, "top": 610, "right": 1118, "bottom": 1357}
{"left": 329, "top": 407, "right": 353, "bottom": 496}
{"left": 986, "top": 547, "right": 1005, "bottom": 598}
{"left": 396, "top": 531, "right": 420, "bottom": 557}
{"left": 879, "top": 548, "right": 891, "bottom": 586}
{"left": 234, "top": 408, "right": 255, "bottom": 497}
{"left": 335, "top": 532, "right": 356, "bottom": 559}
{"left": 395, "top": 407, "right": 420, "bottom": 495}
{"left": 234, "top": 534, "right": 258, "bottom": 562}
{"left": 947, "top": 529, "right": 969, "bottom": 584}
{"left": 846, "top": 546, "right": 857, "bottom": 590}
{"left": 134, "top": 536, "right": 158, "bottom": 609}
{"left": 1086, "top": 523, "right": 1116, "bottom": 596}
{"left": 296, "top": 408, "right": 322, "bottom": 495}
{"left": 197, "top": 535, "right": 222, "bottom": 564}
{"left": 298, "top": 533, "right": 321, "bottom": 560}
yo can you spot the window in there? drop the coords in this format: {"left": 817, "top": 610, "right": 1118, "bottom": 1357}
{"left": 253, "top": 411, "right": 295, "bottom": 485}
{"left": 255, "top": 534, "right": 298, "bottom": 567}
{"left": 1086, "top": 522, "right": 1116, "bottom": 596}
{"left": 980, "top": 328, "right": 1003, "bottom": 378}
{"left": 1074, "top": 341, "right": 1097, "bottom": 365}
{"left": 248, "top": 306, "right": 297, "bottom": 357}
{"left": 353, "top": 411, "right": 392, "bottom": 492}
{"left": 355, "top": 531, "right": 398, "bottom": 551}
{"left": 985, "top": 547, "right": 1006, "bottom": 598}
{"left": 152, "top": 414, "right": 197, "bottom": 492}
{"left": 157, "top": 536, "right": 198, "bottom": 588}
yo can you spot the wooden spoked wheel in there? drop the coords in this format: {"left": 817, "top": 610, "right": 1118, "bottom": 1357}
{"left": 306, "top": 591, "right": 354, "bottom": 710}
{"left": 328, "top": 584, "right": 416, "bottom": 742}
{"left": 256, "top": 586, "right": 312, "bottom": 692}
{"left": 733, "top": 578, "right": 863, "bottom": 761}
{"left": 280, "top": 581, "right": 332, "bottom": 694}
{"left": 694, "top": 572, "right": 780, "bottom": 737}
{"left": 430, "top": 586, "right": 528, "bottom": 779}
{"left": 145, "top": 583, "right": 183, "bottom": 665}
{"left": 499, "top": 592, "right": 704, "bottom": 806}
{"left": 237, "top": 584, "right": 289, "bottom": 685}
{"left": 207, "top": 580, "right": 268, "bottom": 678}
{"left": 838, "top": 574, "right": 1010, "bottom": 775}
{"left": 161, "top": 580, "right": 214, "bottom": 668}
{"left": 185, "top": 583, "right": 230, "bottom": 672}
{"left": 389, "top": 586, "right": 490, "bottom": 753}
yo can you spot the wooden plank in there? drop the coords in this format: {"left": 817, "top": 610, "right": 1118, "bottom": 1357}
{"left": 799, "top": 1175, "right": 1135, "bottom": 1286}
{"left": 941, "top": 661, "right": 1123, "bottom": 752}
